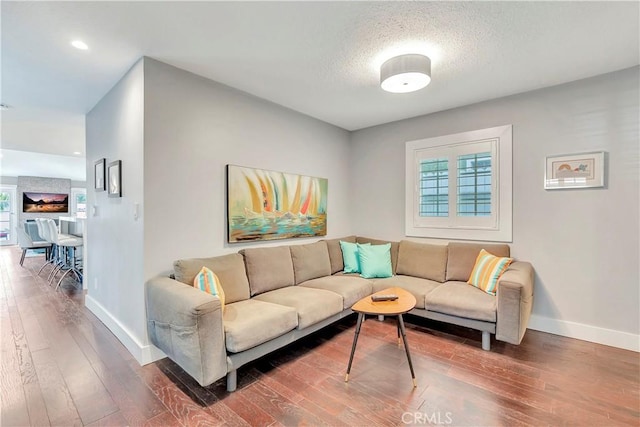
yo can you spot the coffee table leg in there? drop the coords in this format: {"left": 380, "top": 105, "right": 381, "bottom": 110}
{"left": 397, "top": 321, "right": 401, "bottom": 346}
{"left": 398, "top": 314, "right": 417, "bottom": 387}
{"left": 345, "top": 312, "right": 365, "bottom": 382}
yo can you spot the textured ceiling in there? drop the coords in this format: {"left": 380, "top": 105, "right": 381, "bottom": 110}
{"left": 1, "top": 1, "right": 639, "bottom": 169}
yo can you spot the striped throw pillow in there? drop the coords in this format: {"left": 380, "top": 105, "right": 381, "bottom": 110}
{"left": 467, "top": 249, "right": 513, "bottom": 295}
{"left": 193, "top": 267, "right": 226, "bottom": 310}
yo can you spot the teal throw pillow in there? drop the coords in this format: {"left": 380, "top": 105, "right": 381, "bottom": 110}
{"left": 358, "top": 243, "right": 393, "bottom": 279}
{"left": 339, "top": 241, "right": 369, "bottom": 273}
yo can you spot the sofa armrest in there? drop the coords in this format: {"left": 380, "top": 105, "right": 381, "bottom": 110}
{"left": 496, "top": 261, "right": 534, "bottom": 345}
{"left": 145, "top": 276, "right": 227, "bottom": 387}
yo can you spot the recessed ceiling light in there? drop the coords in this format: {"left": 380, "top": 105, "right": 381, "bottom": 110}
{"left": 71, "top": 40, "right": 89, "bottom": 50}
{"left": 73, "top": 151, "right": 82, "bottom": 155}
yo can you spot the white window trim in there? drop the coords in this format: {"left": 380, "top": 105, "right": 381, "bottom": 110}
{"left": 405, "top": 125, "right": 513, "bottom": 242}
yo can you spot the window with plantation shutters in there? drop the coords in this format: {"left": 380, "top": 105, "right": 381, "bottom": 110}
{"left": 419, "top": 158, "right": 448, "bottom": 217}
{"left": 457, "top": 152, "right": 491, "bottom": 217}
{"left": 406, "top": 125, "right": 513, "bottom": 242}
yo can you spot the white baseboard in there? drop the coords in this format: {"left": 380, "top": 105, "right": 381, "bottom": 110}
{"left": 528, "top": 314, "right": 639, "bottom": 352}
{"left": 85, "top": 295, "right": 166, "bottom": 365}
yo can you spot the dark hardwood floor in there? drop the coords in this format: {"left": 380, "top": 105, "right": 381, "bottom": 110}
{"left": 1, "top": 245, "right": 638, "bottom": 426}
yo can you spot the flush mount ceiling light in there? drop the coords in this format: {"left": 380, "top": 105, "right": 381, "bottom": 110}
{"left": 380, "top": 54, "right": 431, "bottom": 93}
{"left": 71, "top": 40, "right": 89, "bottom": 50}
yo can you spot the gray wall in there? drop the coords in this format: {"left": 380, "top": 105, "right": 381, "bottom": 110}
{"left": 85, "top": 57, "right": 353, "bottom": 363}
{"left": 0, "top": 176, "right": 18, "bottom": 185}
{"left": 350, "top": 67, "right": 639, "bottom": 347}
{"left": 86, "top": 56, "right": 638, "bottom": 356}
{"left": 85, "top": 58, "right": 146, "bottom": 359}
{"left": 142, "top": 58, "right": 353, "bottom": 279}
{"left": 17, "top": 175, "right": 71, "bottom": 223}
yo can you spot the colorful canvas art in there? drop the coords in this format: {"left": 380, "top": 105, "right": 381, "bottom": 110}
{"left": 227, "top": 165, "right": 327, "bottom": 242}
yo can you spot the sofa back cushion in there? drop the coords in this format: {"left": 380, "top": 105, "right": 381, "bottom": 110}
{"left": 446, "top": 242, "right": 511, "bottom": 282}
{"left": 396, "top": 240, "right": 448, "bottom": 282}
{"left": 356, "top": 237, "right": 399, "bottom": 274}
{"left": 242, "top": 246, "right": 295, "bottom": 296}
{"left": 324, "top": 235, "right": 356, "bottom": 273}
{"left": 290, "top": 241, "right": 331, "bottom": 284}
{"left": 173, "top": 253, "right": 250, "bottom": 304}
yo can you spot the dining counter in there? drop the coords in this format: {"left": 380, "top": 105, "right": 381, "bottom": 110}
{"left": 59, "top": 216, "right": 84, "bottom": 237}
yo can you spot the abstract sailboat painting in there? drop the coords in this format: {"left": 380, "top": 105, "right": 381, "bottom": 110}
{"left": 227, "top": 165, "right": 328, "bottom": 243}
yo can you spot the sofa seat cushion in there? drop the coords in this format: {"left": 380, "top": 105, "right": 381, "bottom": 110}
{"left": 223, "top": 299, "right": 298, "bottom": 353}
{"left": 425, "top": 281, "right": 497, "bottom": 322}
{"left": 299, "top": 276, "right": 373, "bottom": 309}
{"left": 371, "top": 275, "right": 442, "bottom": 309}
{"left": 253, "top": 286, "right": 343, "bottom": 329}
{"left": 332, "top": 271, "right": 360, "bottom": 277}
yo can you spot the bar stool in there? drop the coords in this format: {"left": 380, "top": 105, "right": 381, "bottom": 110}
{"left": 44, "top": 218, "right": 83, "bottom": 289}
{"left": 18, "top": 221, "right": 50, "bottom": 266}
{"left": 35, "top": 218, "right": 56, "bottom": 276}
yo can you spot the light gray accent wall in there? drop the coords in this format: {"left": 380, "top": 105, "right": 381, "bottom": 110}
{"left": 142, "top": 58, "right": 352, "bottom": 279}
{"left": 350, "top": 67, "right": 640, "bottom": 336}
{"left": 1, "top": 177, "right": 84, "bottom": 188}
{"left": 17, "top": 175, "right": 71, "bottom": 223}
{"left": 85, "top": 57, "right": 352, "bottom": 362}
{"left": 85, "top": 59, "right": 146, "bottom": 350}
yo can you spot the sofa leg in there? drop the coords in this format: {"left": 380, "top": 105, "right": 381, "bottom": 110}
{"left": 378, "top": 315, "right": 384, "bottom": 322}
{"left": 482, "top": 331, "right": 491, "bottom": 351}
{"left": 226, "top": 370, "right": 237, "bottom": 392}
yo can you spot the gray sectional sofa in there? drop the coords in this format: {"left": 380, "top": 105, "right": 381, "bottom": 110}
{"left": 145, "top": 236, "right": 534, "bottom": 392}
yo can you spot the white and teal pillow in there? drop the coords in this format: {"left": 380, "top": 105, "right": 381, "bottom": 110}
{"left": 358, "top": 243, "right": 393, "bottom": 279}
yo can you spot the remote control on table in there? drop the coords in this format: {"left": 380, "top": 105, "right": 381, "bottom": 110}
{"left": 371, "top": 294, "right": 398, "bottom": 302}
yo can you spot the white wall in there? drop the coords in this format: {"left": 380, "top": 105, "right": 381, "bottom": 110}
{"left": 85, "top": 57, "right": 352, "bottom": 363}
{"left": 85, "top": 59, "right": 147, "bottom": 360}
{"left": 350, "top": 67, "right": 640, "bottom": 350}
{"left": 142, "top": 58, "right": 352, "bottom": 279}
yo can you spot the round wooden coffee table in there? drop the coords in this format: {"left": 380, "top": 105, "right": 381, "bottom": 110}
{"left": 345, "top": 287, "right": 417, "bottom": 387}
